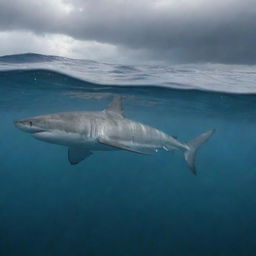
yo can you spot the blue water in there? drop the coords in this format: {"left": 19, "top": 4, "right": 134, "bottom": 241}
{"left": 1, "top": 53, "right": 256, "bottom": 255}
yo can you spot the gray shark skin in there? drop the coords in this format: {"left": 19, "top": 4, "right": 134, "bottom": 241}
{"left": 14, "top": 96, "right": 215, "bottom": 174}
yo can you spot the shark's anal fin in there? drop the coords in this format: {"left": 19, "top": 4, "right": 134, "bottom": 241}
{"left": 98, "top": 137, "right": 150, "bottom": 155}
{"left": 68, "top": 147, "right": 92, "bottom": 165}
{"left": 105, "top": 96, "right": 124, "bottom": 117}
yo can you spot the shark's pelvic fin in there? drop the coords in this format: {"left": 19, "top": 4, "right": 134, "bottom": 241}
{"left": 105, "top": 95, "right": 124, "bottom": 117}
{"left": 68, "top": 147, "right": 92, "bottom": 165}
{"left": 98, "top": 137, "right": 151, "bottom": 155}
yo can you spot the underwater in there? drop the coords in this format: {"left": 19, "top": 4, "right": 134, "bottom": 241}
{"left": 1, "top": 53, "right": 256, "bottom": 255}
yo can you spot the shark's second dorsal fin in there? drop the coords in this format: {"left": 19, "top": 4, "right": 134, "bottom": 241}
{"left": 105, "top": 96, "right": 124, "bottom": 117}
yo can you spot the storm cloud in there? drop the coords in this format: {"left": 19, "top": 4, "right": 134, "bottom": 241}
{"left": 0, "top": 0, "right": 256, "bottom": 64}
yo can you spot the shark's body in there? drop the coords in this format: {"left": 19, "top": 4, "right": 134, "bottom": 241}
{"left": 14, "top": 96, "right": 214, "bottom": 174}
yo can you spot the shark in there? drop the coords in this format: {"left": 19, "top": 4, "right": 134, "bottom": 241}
{"left": 14, "top": 96, "right": 214, "bottom": 175}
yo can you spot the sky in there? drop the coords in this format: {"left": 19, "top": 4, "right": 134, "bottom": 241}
{"left": 0, "top": 0, "right": 255, "bottom": 64}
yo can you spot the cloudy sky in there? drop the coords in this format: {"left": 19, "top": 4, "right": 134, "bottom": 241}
{"left": 0, "top": 0, "right": 255, "bottom": 64}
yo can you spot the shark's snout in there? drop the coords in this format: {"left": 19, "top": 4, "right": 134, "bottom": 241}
{"left": 14, "top": 119, "right": 32, "bottom": 132}
{"left": 14, "top": 120, "right": 25, "bottom": 128}
{"left": 14, "top": 119, "right": 45, "bottom": 133}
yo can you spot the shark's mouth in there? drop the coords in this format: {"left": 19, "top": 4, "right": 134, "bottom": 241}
{"left": 31, "top": 129, "right": 48, "bottom": 134}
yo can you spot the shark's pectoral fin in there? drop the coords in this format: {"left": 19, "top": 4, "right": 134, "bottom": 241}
{"left": 68, "top": 147, "right": 92, "bottom": 165}
{"left": 98, "top": 137, "right": 151, "bottom": 155}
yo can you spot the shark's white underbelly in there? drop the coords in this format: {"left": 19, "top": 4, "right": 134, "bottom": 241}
{"left": 32, "top": 130, "right": 118, "bottom": 151}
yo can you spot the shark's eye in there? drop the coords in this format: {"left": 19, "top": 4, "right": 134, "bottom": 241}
{"left": 29, "top": 121, "right": 32, "bottom": 127}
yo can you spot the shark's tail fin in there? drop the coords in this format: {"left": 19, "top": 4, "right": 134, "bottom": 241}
{"left": 184, "top": 129, "right": 215, "bottom": 175}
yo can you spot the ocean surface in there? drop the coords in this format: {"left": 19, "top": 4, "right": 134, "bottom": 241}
{"left": 1, "top": 53, "right": 256, "bottom": 256}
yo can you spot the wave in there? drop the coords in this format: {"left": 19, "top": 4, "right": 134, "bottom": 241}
{"left": 1, "top": 53, "right": 256, "bottom": 94}
{"left": 0, "top": 68, "right": 192, "bottom": 93}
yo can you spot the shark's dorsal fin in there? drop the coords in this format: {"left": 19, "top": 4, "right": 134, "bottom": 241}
{"left": 105, "top": 96, "right": 124, "bottom": 117}
{"left": 68, "top": 147, "right": 92, "bottom": 165}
